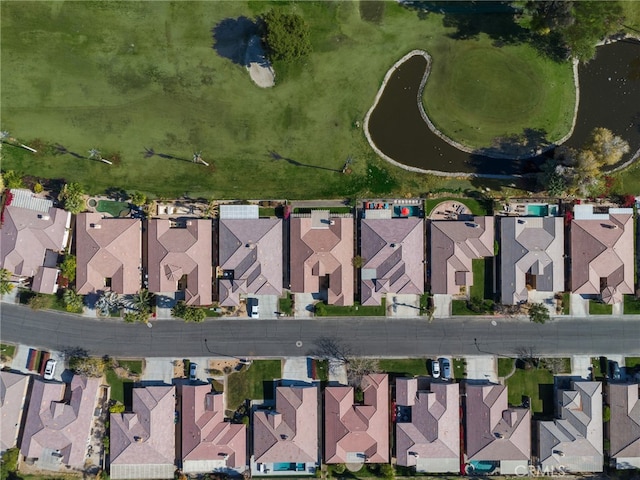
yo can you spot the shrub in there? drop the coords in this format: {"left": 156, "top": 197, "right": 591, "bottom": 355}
{"left": 33, "top": 182, "right": 44, "bottom": 193}
{"left": 261, "top": 9, "right": 312, "bottom": 62}
{"left": 109, "top": 402, "right": 125, "bottom": 413}
{"left": 2, "top": 170, "right": 24, "bottom": 189}
{"left": 28, "top": 293, "right": 51, "bottom": 310}
{"left": 59, "top": 255, "right": 77, "bottom": 282}
{"left": 172, "top": 301, "right": 206, "bottom": 322}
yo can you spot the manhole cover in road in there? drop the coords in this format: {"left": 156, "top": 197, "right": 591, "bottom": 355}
{"left": 296, "top": 341, "right": 303, "bottom": 348}
{"left": 491, "top": 320, "right": 497, "bottom": 326}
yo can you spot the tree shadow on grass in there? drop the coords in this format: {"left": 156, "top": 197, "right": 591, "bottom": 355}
{"left": 212, "top": 16, "right": 259, "bottom": 66}
{"left": 268, "top": 151, "right": 341, "bottom": 173}
{"left": 142, "top": 147, "right": 194, "bottom": 164}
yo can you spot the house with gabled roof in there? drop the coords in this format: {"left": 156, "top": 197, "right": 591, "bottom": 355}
{"left": 465, "top": 383, "right": 530, "bottom": 475}
{"left": 180, "top": 384, "right": 246, "bottom": 474}
{"left": 0, "top": 371, "right": 30, "bottom": 453}
{"left": 360, "top": 218, "right": 424, "bottom": 306}
{"left": 570, "top": 205, "right": 633, "bottom": 304}
{"left": 252, "top": 385, "right": 318, "bottom": 475}
{"left": 500, "top": 216, "right": 564, "bottom": 305}
{"left": 1, "top": 189, "right": 71, "bottom": 293}
{"left": 290, "top": 211, "right": 353, "bottom": 306}
{"left": 429, "top": 217, "right": 494, "bottom": 295}
{"left": 76, "top": 213, "right": 141, "bottom": 295}
{"left": 110, "top": 385, "right": 176, "bottom": 479}
{"left": 218, "top": 218, "right": 282, "bottom": 306}
{"left": 395, "top": 378, "right": 459, "bottom": 473}
{"left": 147, "top": 219, "right": 212, "bottom": 305}
{"left": 20, "top": 376, "right": 101, "bottom": 470}
{"left": 538, "top": 381, "right": 603, "bottom": 473}
{"left": 609, "top": 382, "right": 640, "bottom": 469}
{"left": 324, "top": 374, "right": 389, "bottom": 464}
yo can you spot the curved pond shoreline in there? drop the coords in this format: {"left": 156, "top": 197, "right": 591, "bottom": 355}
{"left": 365, "top": 40, "right": 640, "bottom": 177}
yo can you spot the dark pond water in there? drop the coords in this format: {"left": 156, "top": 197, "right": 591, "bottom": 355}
{"left": 367, "top": 39, "right": 640, "bottom": 176}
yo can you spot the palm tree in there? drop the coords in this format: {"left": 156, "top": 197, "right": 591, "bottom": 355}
{"left": 89, "top": 148, "right": 112, "bottom": 165}
{"left": 95, "top": 291, "right": 122, "bottom": 316}
{"left": 63, "top": 289, "right": 84, "bottom": 312}
{"left": 132, "top": 289, "right": 152, "bottom": 314}
{"left": 192, "top": 151, "right": 209, "bottom": 166}
{"left": 0, "top": 269, "right": 14, "bottom": 295}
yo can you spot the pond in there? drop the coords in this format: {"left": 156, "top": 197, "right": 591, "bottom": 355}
{"left": 366, "top": 39, "right": 640, "bottom": 176}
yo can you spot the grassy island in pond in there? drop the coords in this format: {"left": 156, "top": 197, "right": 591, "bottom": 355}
{"left": 1, "top": 1, "right": 575, "bottom": 199}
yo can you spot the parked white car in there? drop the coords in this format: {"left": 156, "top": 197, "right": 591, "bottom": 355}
{"left": 44, "top": 359, "right": 57, "bottom": 380}
{"left": 431, "top": 359, "right": 440, "bottom": 379}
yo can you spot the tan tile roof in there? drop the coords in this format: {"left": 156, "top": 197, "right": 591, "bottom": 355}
{"left": 396, "top": 379, "right": 459, "bottom": 472}
{"left": 180, "top": 384, "right": 246, "bottom": 471}
{"left": 253, "top": 385, "right": 318, "bottom": 464}
{"left": 20, "top": 376, "right": 101, "bottom": 468}
{"left": 147, "top": 219, "right": 212, "bottom": 305}
{"left": 290, "top": 214, "right": 354, "bottom": 306}
{"left": 324, "top": 374, "right": 389, "bottom": 464}
{"left": 76, "top": 213, "right": 142, "bottom": 295}
{"left": 0, "top": 371, "right": 30, "bottom": 452}
{"left": 1, "top": 204, "right": 70, "bottom": 279}
{"left": 609, "top": 383, "right": 640, "bottom": 467}
{"left": 465, "top": 384, "right": 530, "bottom": 462}
{"left": 360, "top": 218, "right": 424, "bottom": 306}
{"left": 538, "top": 381, "right": 603, "bottom": 473}
{"left": 570, "top": 213, "right": 634, "bottom": 303}
{"left": 430, "top": 217, "right": 494, "bottom": 295}
{"left": 110, "top": 385, "right": 175, "bottom": 479}
{"left": 218, "top": 219, "right": 282, "bottom": 306}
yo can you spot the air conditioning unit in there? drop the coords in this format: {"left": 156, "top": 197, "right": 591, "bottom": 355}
{"left": 90, "top": 223, "right": 102, "bottom": 229}
{"left": 38, "top": 214, "right": 50, "bottom": 220}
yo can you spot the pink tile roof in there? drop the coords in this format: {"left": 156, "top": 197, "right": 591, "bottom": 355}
{"left": 570, "top": 213, "right": 633, "bottom": 303}
{"left": 430, "top": 217, "right": 494, "bottom": 295}
{"left": 20, "top": 376, "right": 101, "bottom": 468}
{"left": 465, "top": 384, "right": 530, "bottom": 463}
{"left": 110, "top": 385, "right": 175, "bottom": 478}
{"left": 1, "top": 204, "right": 70, "bottom": 279}
{"left": 76, "top": 213, "right": 141, "bottom": 295}
{"left": 253, "top": 385, "right": 318, "bottom": 464}
{"left": 180, "top": 384, "right": 246, "bottom": 471}
{"left": 218, "top": 219, "right": 282, "bottom": 306}
{"left": 0, "top": 371, "right": 30, "bottom": 452}
{"left": 609, "top": 383, "right": 640, "bottom": 467}
{"left": 395, "top": 379, "right": 459, "bottom": 472}
{"left": 147, "top": 219, "right": 212, "bottom": 305}
{"left": 360, "top": 218, "right": 424, "bottom": 306}
{"left": 290, "top": 214, "right": 354, "bottom": 306}
{"left": 32, "top": 267, "right": 59, "bottom": 295}
{"left": 324, "top": 374, "right": 389, "bottom": 464}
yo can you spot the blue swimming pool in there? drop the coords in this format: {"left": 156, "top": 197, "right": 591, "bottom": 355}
{"left": 393, "top": 205, "right": 422, "bottom": 217}
{"left": 273, "top": 462, "right": 306, "bottom": 472}
{"left": 469, "top": 460, "right": 498, "bottom": 473}
{"left": 527, "top": 204, "right": 558, "bottom": 217}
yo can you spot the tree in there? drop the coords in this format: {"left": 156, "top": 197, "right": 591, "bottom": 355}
{"left": 95, "top": 291, "right": 122, "bottom": 316}
{"left": 261, "top": 9, "right": 312, "bottom": 62}
{"left": 1, "top": 448, "right": 19, "bottom": 480}
{"left": 514, "top": 345, "right": 539, "bottom": 369}
{"left": 171, "top": 301, "right": 206, "bottom": 322}
{"left": 69, "top": 355, "right": 106, "bottom": 377}
{"left": 528, "top": 302, "right": 550, "bottom": 324}
{"left": 109, "top": 402, "right": 126, "bottom": 413}
{"left": 63, "top": 289, "right": 84, "bottom": 312}
{"left": 584, "top": 127, "right": 630, "bottom": 166}
{"left": 346, "top": 356, "right": 380, "bottom": 388}
{"left": 379, "top": 464, "right": 395, "bottom": 480}
{"left": 351, "top": 256, "right": 365, "bottom": 268}
{"left": 59, "top": 254, "right": 76, "bottom": 282}
{"left": 129, "top": 191, "right": 147, "bottom": 207}
{"left": 58, "top": 182, "right": 85, "bottom": 214}
{"left": 124, "top": 311, "right": 148, "bottom": 323}
{"left": 2, "top": 170, "right": 24, "bottom": 189}
{"left": 131, "top": 289, "right": 152, "bottom": 314}
{"left": 0, "top": 269, "right": 14, "bottom": 295}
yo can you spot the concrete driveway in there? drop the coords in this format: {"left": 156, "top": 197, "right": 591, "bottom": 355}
{"left": 294, "top": 293, "right": 315, "bottom": 319}
{"left": 432, "top": 294, "right": 452, "bottom": 318}
{"left": 252, "top": 294, "right": 278, "bottom": 319}
{"left": 570, "top": 294, "right": 589, "bottom": 317}
{"left": 465, "top": 355, "right": 498, "bottom": 383}
{"left": 282, "top": 357, "right": 313, "bottom": 383}
{"left": 387, "top": 294, "right": 421, "bottom": 317}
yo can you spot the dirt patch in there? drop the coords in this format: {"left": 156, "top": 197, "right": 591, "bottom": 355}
{"left": 209, "top": 359, "right": 240, "bottom": 375}
{"left": 248, "top": 62, "right": 275, "bottom": 88}
{"left": 173, "top": 359, "right": 185, "bottom": 378}
{"left": 112, "top": 366, "right": 140, "bottom": 381}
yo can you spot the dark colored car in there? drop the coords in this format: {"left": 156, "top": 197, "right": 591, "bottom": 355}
{"left": 609, "top": 361, "right": 621, "bottom": 380}
{"left": 438, "top": 357, "right": 451, "bottom": 380}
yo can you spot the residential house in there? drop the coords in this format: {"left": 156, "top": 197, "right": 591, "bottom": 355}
{"left": 324, "top": 374, "right": 389, "bottom": 464}
{"left": 290, "top": 211, "right": 353, "bottom": 306}
{"left": 608, "top": 383, "right": 640, "bottom": 469}
{"left": 147, "top": 219, "right": 212, "bottom": 305}
{"left": 218, "top": 218, "right": 282, "bottom": 307}
{"left": 538, "top": 381, "right": 603, "bottom": 473}
{"left": 360, "top": 218, "right": 424, "bottom": 306}
{"left": 20, "top": 376, "right": 101, "bottom": 470}
{"left": 252, "top": 385, "right": 318, "bottom": 475}
{"left": 180, "top": 384, "right": 246, "bottom": 474}
{"left": 500, "top": 216, "right": 564, "bottom": 305}
{"left": 465, "top": 383, "right": 530, "bottom": 475}
{"left": 76, "top": 213, "right": 142, "bottom": 295}
{"left": 395, "top": 378, "right": 459, "bottom": 473}
{"left": 1, "top": 189, "right": 71, "bottom": 293}
{"left": 570, "top": 205, "right": 633, "bottom": 304}
{"left": 110, "top": 385, "right": 176, "bottom": 479}
{"left": 429, "top": 217, "right": 494, "bottom": 295}
{"left": 0, "top": 371, "right": 30, "bottom": 453}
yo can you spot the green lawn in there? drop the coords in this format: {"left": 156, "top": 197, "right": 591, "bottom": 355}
{"left": 625, "top": 357, "right": 640, "bottom": 369}
{"left": 451, "top": 299, "right": 482, "bottom": 316}
{"left": 453, "top": 357, "right": 465, "bottom": 380}
{"left": 591, "top": 357, "right": 605, "bottom": 380}
{"left": 562, "top": 292, "right": 570, "bottom": 315}
{"left": 226, "top": 360, "right": 282, "bottom": 413}
{"left": 96, "top": 200, "right": 130, "bottom": 217}
{"left": 105, "top": 368, "right": 132, "bottom": 404}
{"left": 624, "top": 295, "right": 640, "bottom": 314}
{"left": 378, "top": 358, "right": 428, "bottom": 377}
{"left": 505, "top": 367, "right": 554, "bottom": 415}
{"left": 118, "top": 360, "right": 144, "bottom": 375}
{"left": 589, "top": 300, "right": 613, "bottom": 315}
{"left": 313, "top": 359, "right": 329, "bottom": 382}
{"left": 471, "top": 257, "right": 489, "bottom": 299}
{"left": 425, "top": 196, "right": 490, "bottom": 216}
{"left": 317, "top": 299, "right": 385, "bottom": 317}
{"left": 1, "top": 1, "right": 575, "bottom": 200}
{"left": 498, "top": 357, "right": 515, "bottom": 378}
{"left": 279, "top": 293, "right": 293, "bottom": 315}
{"left": 1, "top": 343, "right": 16, "bottom": 360}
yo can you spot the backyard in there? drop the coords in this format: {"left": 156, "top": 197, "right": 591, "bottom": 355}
{"left": 226, "top": 360, "right": 282, "bottom": 414}
{"left": 1, "top": 1, "right": 578, "bottom": 200}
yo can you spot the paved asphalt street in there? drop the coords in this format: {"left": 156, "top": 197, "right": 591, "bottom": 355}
{"left": 1, "top": 304, "right": 639, "bottom": 358}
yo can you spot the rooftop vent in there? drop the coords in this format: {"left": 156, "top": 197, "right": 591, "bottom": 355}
{"left": 90, "top": 223, "right": 101, "bottom": 229}
{"left": 38, "top": 214, "right": 50, "bottom": 220}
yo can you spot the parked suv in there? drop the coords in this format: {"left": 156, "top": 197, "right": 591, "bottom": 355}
{"left": 43, "top": 359, "right": 57, "bottom": 380}
{"left": 439, "top": 358, "right": 451, "bottom": 380}
{"left": 609, "top": 361, "right": 621, "bottom": 381}
{"left": 189, "top": 362, "right": 198, "bottom": 380}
